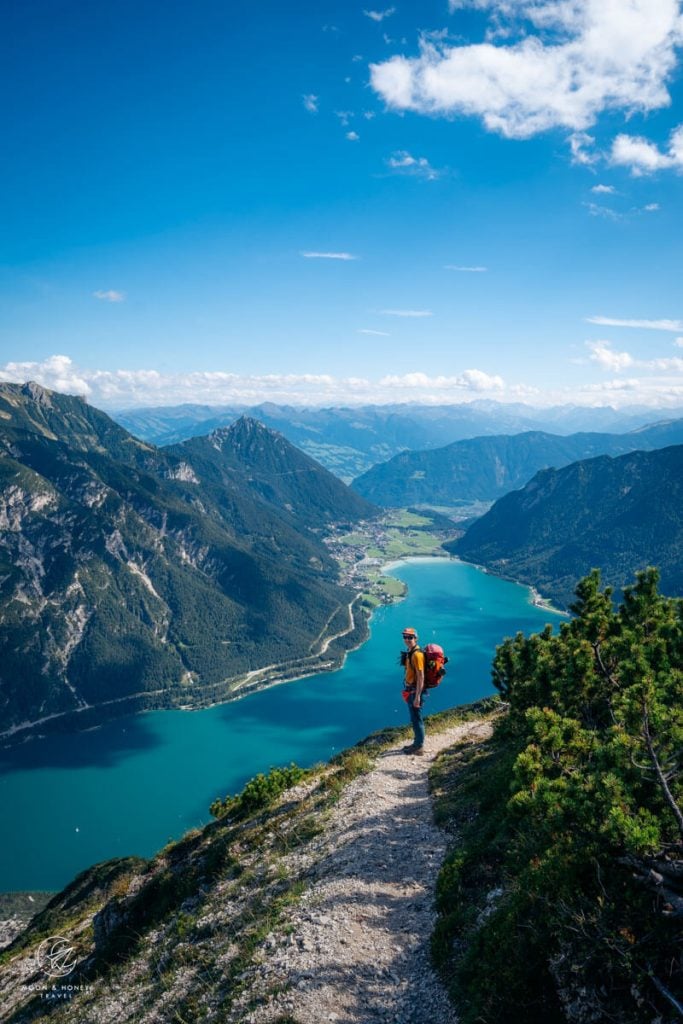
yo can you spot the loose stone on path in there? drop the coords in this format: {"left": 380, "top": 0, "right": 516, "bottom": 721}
{"left": 232, "top": 720, "right": 492, "bottom": 1024}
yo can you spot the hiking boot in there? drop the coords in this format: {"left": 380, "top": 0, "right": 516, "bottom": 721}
{"left": 403, "top": 745, "right": 425, "bottom": 755}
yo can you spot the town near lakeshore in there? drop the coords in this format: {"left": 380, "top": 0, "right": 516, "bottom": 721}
{"left": 324, "top": 509, "right": 461, "bottom": 611}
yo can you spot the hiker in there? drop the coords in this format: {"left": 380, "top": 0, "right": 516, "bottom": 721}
{"left": 401, "top": 626, "right": 425, "bottom": 755}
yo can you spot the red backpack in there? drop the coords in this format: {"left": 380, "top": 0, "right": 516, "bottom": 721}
{"left": 407, "top": 643, "right": 448, "bottom": 689}
{"left": 423, "top": 643, "right": 448, "bottom": 689}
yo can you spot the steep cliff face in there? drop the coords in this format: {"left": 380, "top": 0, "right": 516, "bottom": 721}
{"left": 0, "top": 385, "right": 375, "bottom": 740}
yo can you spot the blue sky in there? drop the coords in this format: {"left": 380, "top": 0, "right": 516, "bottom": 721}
{"left": 1, "top": 0, "right": 682, "bottom": 409}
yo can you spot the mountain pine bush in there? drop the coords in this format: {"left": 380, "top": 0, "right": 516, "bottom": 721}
{"left": 433, "top": 568, "right": 683, "bottom": 1023}
{"left": 209, "top": 763, "right": 306, "bottom": 821}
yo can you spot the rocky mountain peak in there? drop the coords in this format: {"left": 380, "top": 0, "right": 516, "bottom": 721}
{"left": 206, "top": 418, "right": 276, "bottom": 450}
{"left": 230, "top": 415, "right": 278, "bottom": 438}
{"left": 225, "top": 417, "right": 289, "bottom": 455}
{"left": 16, "top": 381, "right": 55, "bottom": 408}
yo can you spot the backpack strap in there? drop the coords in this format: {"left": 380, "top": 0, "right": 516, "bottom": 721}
{"left": 405, "top": 645, "right": 422, "bottom": 687}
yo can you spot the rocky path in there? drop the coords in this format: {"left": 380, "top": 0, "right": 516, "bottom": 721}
{"left": 235, "top": 719, "right": 492, "bottom": 1024}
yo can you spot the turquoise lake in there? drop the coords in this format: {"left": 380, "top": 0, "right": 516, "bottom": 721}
{"left": 0, "top": 558, "right": 564, "bottom": 893}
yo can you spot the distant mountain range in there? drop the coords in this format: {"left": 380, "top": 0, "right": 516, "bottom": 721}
{"left": 449, "top": 444, "right": 683, "bottom": 608}
{"left": 351, "top": 420, "right": 683, "bottom": 506}
{"left": 0, "top": 383, "right": 376, "bottom": 741}
{"left": 114, "top": 401, "right": 675, "bottom": 481}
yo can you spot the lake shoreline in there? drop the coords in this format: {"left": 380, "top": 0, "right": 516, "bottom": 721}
{"left": 0, "top": 554, "right": 565, "bottom": 750}
{"left": 0, "top": 594, "right": 373, "bottom": 749}
{"left": 0, "top": 557, "right": 564, "bottom": 894}
{"left": 441, "top": 554, "right": 569, "bottom": 617}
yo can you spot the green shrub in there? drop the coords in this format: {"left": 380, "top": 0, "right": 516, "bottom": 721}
{"left": 434, "top": 569, "right": 683, "bottom": 1023}
{"left": 210, "top": 763, "right": 306, "bottom": 820}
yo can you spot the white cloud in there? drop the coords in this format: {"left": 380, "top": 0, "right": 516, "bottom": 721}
{"left": 587, "top": 341, "right": 634, "bottom": 372}
{"left": 610, "top": 124, "right": 683, "bottom": 175}
{"left": 576, "top": 377, "right": 683, "bottom": 406}
{"left": 646, "top": 356, "right": 683, "bottom": 372}
{"left": 591, "top": 184, "right": 616, "bottom": 194}
{"left": 346, "top": 130, "right": 360, "bottom": 141}
{"left": 371, "top": 1, "right": 683, "bottom": 140}
{"left": 583, "top": 201, "right": 622, "bottom": 221}
{"left": 675, "top": 337, "right": 683, "bottom": 349}
{"left": 447, "top": 0, "right": 585, "bottom": 24}
{"left": 569, "top": 132, "right": 598, "bottom": 166}
{"left": 458, "top": 368, "right": 505, "bottom": 391}
{"left": 5, "top": 353, "right": 683, "bottom": 411}
{"left": 0, "top": 356, "right": 503, "bottom": 408}
{"left": 386, "top": 150, "right": 442, "bottom": 179}
{"left": 587, "top": 341, "right": 683, "bottom": 374}
{"left": 364, "top": 7, "right": 396, "bottom": 22}
{"left": 93, "top": 290, "right": 125, "bottom": 303}
{"left": 611, "top": 135, "right": 671, "bottom": 173}
{"left": 379, "top": 369, "right": 505, "bottom": 391}
{"left": 302, "top": 94, "right": 319, "bottom": 113}
{"left": 380, "top": 308, "right": 433, "bottom": 317}
{"left": 0, "top": 356, "right": 372, "bottom": 408}
{"left": 358, "top": 328, "right": 391, "bottom": 335}
{"left": 586, "top": 315, "right": 683, "bottom": 332}
{"left": 584, "top": 200, "right": 661, "bottom": 221}
{"left": 300, "top": 251, "right": 358, "bottom": 260}
{"left": 444, "top": 264, "right": 488, "bottom": 272}
{"left": 508, "top": 383, "right": 542, "bottom": 398}
{"left": 0, "top": 354, "right": 92, "bottom": 395}
{"left": 386, "top": 151, "right": 415, "bottom": 168}
{"left": 580, "top": 377, "right": 642, "bottom": 393}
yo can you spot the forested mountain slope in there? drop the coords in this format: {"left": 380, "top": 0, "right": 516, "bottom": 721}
{"left": 450, "top": 444, "right": 683, "bottom": 607}
{"left": 352, "top": 420, "right": 683, "bottom": 506}
{"left": 172, "top": 416, "right": 372, "bottom": 529}
{"left": 0, "top": 384, "right": 375, "bottom": 740}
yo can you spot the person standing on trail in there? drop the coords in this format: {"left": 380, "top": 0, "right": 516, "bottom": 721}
{"left": 401, "top": 627, "right": 425, "bottom": 755}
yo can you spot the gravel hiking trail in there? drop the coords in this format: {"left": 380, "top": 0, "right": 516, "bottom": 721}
{"left": 235, "top": 719, "right": 492, "bottom": 1024}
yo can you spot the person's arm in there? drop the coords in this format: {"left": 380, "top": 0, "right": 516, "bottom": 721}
{"left": 413, "top": 657, "right": 424, "bottom": 707}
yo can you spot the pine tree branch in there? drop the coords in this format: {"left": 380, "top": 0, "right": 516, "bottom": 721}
{"left": 642, "top": 704, "right": 683, "bottom": 840}
{"left": 591, "top": 641, "right": 619, "bottom": 689}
